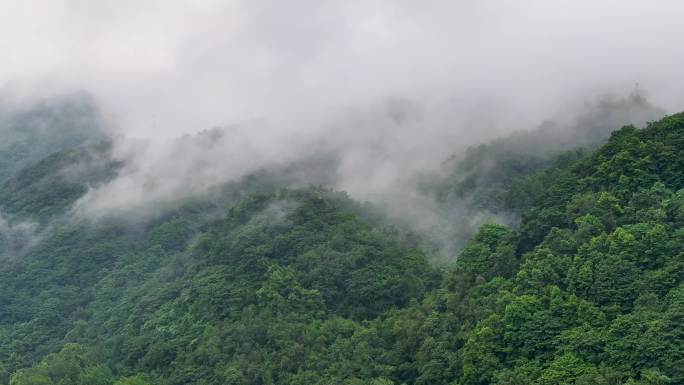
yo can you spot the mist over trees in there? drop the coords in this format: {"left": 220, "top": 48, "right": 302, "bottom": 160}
{"left": 0, "top": 92, "right": 681, "bottom": 384}
{"left": 1, "top": 2, "right": 684, "bottom": 384}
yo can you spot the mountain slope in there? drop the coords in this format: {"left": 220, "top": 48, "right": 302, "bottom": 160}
{"left": 424, "top": 93, "right": 665, "bottom": 254}
{"left": 0, "top": 184, "right": 434, "bottom": 384}
{"left": 0, "top": 93, "right": 107, "bottom": 184}
{"left": 1, "top": 111, "right": 683, "bottom": 385}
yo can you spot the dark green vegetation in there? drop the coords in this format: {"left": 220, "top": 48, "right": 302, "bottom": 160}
{"left": 0, "top": 97, "right": 682, "bottom": 384}
{"left": 427, "top": 93, "right": 664, "bottom": 253}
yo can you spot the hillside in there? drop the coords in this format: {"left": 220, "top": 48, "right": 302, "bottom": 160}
{"left": 420, "top": 93, "right": 664, "bottom": 255}
{"left": 1, "top": 111, "right": 683, "bottom": 385}
{"left": 0, "top": 94, "right": 107, "bottom": 184}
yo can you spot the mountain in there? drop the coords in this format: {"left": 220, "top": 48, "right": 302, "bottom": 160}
{"left": 0, "top": 93, "right": 107, "bottom": 184}
{"left": 0, "top": 100, "right": 682, "bottom": 384}
{"left": 416, "top": 93, "right": 665, "bottom": 256}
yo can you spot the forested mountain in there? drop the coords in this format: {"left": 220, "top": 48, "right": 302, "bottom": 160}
{"left": 0, "top": 93, "right": 107, "bottom": 184}
{"left": 0, "top": 100, "right": 682, "bottom": 384}
{"left": 417, "top": 93, "right": 664, "bottom": 256}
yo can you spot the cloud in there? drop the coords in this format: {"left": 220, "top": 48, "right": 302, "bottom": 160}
{"left": 2, "top": 0, "right": 683, "bottom": 135}
{"left": 2, "top": 0, "right": 683, "bottom": 222}
{"left": 0, "top": 211, "right": 40, "bottom": 259}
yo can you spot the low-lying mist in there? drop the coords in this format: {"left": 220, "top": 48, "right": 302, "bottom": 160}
{"left": 62, "top": 90, "right": 665, "bottom": 260}
{"left": 0, "top": 82, "right": 672, "bottom": 263}
{"left": 1, "top": 1, "right": 683, "bottom": 259}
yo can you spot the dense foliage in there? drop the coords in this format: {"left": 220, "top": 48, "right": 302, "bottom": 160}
{"left": 0, "top": 104, "right": 682, "bottom": 384}
{"left": 429, "top": 93, "right": 664, "bottom": 251}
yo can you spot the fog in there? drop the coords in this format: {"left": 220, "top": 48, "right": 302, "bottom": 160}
{"left": 2, "top": 1, "right": 684, "bottom": 224}
{"left": 3, "top": 1, "right": 683, "bottom": 130}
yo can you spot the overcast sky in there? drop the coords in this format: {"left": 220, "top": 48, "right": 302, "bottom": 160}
{"left": 1, "top": 0, "right": 683, "bottom": 137}
{"left": 1, "top": 0, "right": 683, "bottom": 219}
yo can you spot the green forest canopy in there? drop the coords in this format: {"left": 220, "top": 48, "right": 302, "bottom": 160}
{"left": 0, "top": 107, "right": 683, "bottom": 384}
